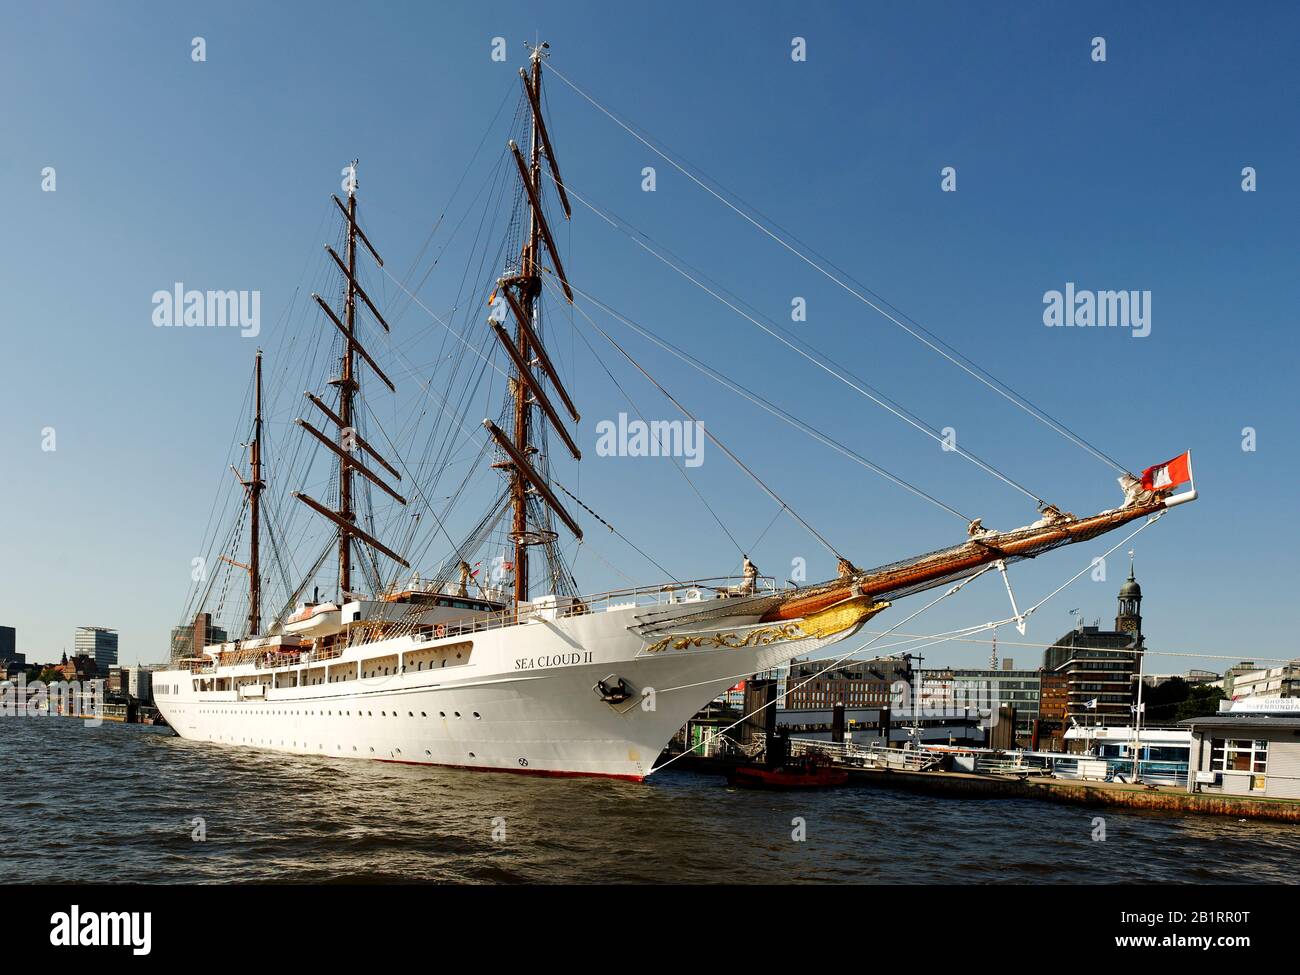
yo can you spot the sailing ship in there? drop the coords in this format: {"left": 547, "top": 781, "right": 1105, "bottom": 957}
{"left": 153, "top": 45, "right": 1197, "bottom": 781}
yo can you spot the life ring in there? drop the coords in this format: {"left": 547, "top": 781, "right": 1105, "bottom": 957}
{"left": 435, "top": 623, "right": 447, "bottom": 639}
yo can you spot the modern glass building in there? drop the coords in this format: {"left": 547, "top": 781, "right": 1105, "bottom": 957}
{"left": 74, "top": 626, "right": 118, "bottom": 677}
{"left": 951, "top": 668, "right": 1042, "bottom": 732}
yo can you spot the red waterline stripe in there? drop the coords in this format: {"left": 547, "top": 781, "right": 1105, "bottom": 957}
{"left": 375, "top": 757, "right": 645, "bottom": 783}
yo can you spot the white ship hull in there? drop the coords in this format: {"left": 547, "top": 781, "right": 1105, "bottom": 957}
{"left": 153, "top": 598, "right": 877, "bottom": 781}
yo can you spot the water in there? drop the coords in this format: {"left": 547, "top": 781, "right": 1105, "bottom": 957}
{"left": 5, "top": 717, "right": 1298, "bottom": 884}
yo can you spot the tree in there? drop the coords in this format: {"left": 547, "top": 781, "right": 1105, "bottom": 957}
{"left": 1175, "top": 684, "right": 1225, "bottom": 721}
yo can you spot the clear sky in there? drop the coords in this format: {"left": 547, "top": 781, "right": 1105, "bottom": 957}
{"left": 3, "top": 1, "right": 1297, "bottom": 677}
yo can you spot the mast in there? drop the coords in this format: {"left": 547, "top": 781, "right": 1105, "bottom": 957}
{"left": 496, "top": 42, "right": 582, "bottom": 607}
{"left": 337, "top": 174, "right": 359, "bottom": 596}
{"left": 511, "top": 49, "right": 543, "bottom": 607}
{"left": 247, "top": 349, "right": 264, "bottom": 634}
{"left": 294, "top": 161, "right": 409, "bottom": 600}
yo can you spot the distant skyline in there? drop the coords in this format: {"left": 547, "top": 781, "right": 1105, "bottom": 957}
{"left": 3, "top": 1, "right": 1298, "bottom": 676}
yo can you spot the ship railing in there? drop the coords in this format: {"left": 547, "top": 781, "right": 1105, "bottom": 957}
{"left": 974, "top": 754, "right": 1052, "bottom": 776}
{"left": 787, "top": 737, "right": 848, "bottom": 761}
{"left": 856, "top": 742, "right": 947, "bottom": 771}
{"left": 247, "top": 642, "right": 346, "bottom": 671}
{"left": 403, "top": 576, "right": 782, "bottom": 643}
{"left": 569, "top": 576, "right": 781, "bottom": 612}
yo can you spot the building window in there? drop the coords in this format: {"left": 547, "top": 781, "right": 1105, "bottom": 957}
{"left": 1210, "top": 738, "right": 1268, "bottom": 774}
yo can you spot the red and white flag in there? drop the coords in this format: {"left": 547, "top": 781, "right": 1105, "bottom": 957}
{"left": 1140, "top": 451, "right": 1192, "bottom": 492}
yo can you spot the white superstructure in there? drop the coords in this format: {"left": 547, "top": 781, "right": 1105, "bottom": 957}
{"left": 154, "top": 582, "right": 879, "bottom": 780}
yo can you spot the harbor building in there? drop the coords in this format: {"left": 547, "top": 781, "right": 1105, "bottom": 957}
{"left": 783, "top": 657, "right": 910, "bottom": 710}
{"left": 1217, "top": 661, "right": 1300, "bottom": 701}
{"left": 1182, "top": 699, "right": 1300, "bottom": 800}
{"left": 952, "top": 665, "right": 1041, "bottom": 736}
{"left": 0, "top": 626, "right": 24, "bottom": 674}
{"left": 56, "top": 652, "right": 100, "bottom": 683}
{"left": 170, "top": 612, "right": 227, "bottom": 663}
{"left": 73, "top": 626, "right": 118, "bottom": 677}
{"left": 128, "top": 664, "right": 167, "bottom": 704}
{"left": 1042, "top": 568, "right": 1144, "bottom": 723}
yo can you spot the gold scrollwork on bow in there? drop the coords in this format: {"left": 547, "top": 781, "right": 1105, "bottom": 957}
{"left": 644, "top": 596, "right": 890, "bottom": 654}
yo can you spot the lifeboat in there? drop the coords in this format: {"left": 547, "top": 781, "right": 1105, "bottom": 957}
{"left": 284, "top": 601, "right": 342, "bottom": 636}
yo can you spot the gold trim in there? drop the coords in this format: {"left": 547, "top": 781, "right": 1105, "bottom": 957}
{"left": 644, "top": 596, "right": 889, "bottom": 654}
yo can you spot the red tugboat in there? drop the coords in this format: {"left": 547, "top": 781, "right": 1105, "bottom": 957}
{"left": 728, "top": 752, "right": 849, "bottom": 790}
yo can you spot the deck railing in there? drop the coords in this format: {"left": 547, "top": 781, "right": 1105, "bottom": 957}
{"left": 190, "top": 574, "right": 781, "bottom": 672}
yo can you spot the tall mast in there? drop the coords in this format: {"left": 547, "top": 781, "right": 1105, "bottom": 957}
{"left": 247, "top": 349, "right": 264, "bottom": 635}
{"left": 492, "top": 42, "right": 583, "bottom": 608}
{"left": 294, "top": 161, "right": 410, "bottom": 600}
{"left": 511, "top": 50, "right": 543, "bottom": 606}
{"left": 337, "top": 170, "right": 359, "bottom": 596}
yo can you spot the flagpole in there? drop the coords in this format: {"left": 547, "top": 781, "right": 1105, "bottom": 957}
{"left": 1131, "top": 648, "right": 1145, "bottom": 783}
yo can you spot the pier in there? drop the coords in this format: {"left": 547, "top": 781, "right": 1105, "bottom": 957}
{"left": 659, "top": 736, "right": 1300, "bottom": 823}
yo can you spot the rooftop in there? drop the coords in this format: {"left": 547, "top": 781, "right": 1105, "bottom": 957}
{"left": 1179, "top": 714, "right": 1300, "bottom": 729}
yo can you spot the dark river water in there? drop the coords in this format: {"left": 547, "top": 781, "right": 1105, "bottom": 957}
{"left": 4, "top": 717, "right": 1298, "bottom": 884}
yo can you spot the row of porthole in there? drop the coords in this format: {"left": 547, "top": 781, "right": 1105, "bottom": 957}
{"left": 198, "top": 707, "right": 482, "bottom": 719}
{"left": 207, "top": 734, "right": 478, "bottom": 762}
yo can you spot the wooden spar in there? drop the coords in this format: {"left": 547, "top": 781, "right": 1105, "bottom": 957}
{"left": 500, "top": 284, "right": 579, "bottom": 421}
{"left": 295, "top": 418, "right": 407, "bottom": 505}
{"left": 484, "top": 419, "right": 583, "bottom": 540}
{"left": 311, "top": 293, "right": 395, "bottom": 392}
{"left": 304, "top": 391, "right": 401, "bottom": 479}
{"left": 508, "top": 140, "right": 573, "bottom": 301}
{"left": 758, "top": 502, "right": 1163, "bottom": 623}
{"left": 295, "top": 166, "right": 404, "bottom": 596}
{"left": 490, "top": 321, "right": 581, "bottom": 460}
{"left": 293, "top": 491, "right": 410, "bottom": 567}
{"left": 332, "top": 194, "right": 384, "bottom": 267}
{"left": 519, "top": 67, "right": 571, "bottom": 218}
{"left": 325, "top": 244, "right": 391, "bottom": 331}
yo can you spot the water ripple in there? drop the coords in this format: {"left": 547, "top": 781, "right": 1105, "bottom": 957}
{"left": 4, "top": 718, "right": 1298, "bottom": 884}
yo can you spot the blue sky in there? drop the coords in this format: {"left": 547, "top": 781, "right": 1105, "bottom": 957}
{"left": 2, "top": 1, "right": 1297, "bottom": 676}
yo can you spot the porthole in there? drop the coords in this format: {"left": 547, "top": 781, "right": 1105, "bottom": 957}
{"left": 473, "top": 712, "right": 481, "bottom": 719}
{"left": 454, "top": 711, "right": 461, "bottom": 718}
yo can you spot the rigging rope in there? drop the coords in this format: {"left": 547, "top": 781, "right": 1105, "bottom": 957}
{"left": 551, "top": 478, "right": 681, "bottom": 583}
{"left": 648, "top": 510, "right": 1164, "bottom": 776}
{"left": 545, "top": 61, "right": 1134, "bottom": 479}
{"left": 548, "top": 176, "right": 1051, "bottom": 508}
{"left": 543, "top": 273, "right": 974, "bottom": 524}
{"left": 542, "top": 274, "right": 848, "bottom": 563}
{"left": 648, "top": 563, "right": 999, "bottom": 776}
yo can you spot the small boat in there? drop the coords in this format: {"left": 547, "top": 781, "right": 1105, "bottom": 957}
{"left": 284, "top": 601, "right": 341, "bottom": 636}
{"left": 728, "top": 755, "right": 849, "bottom": 790}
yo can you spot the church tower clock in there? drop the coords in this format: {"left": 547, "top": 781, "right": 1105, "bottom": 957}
{"left": 1115, "top": 560, "right": 1143, "bottom": 635}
